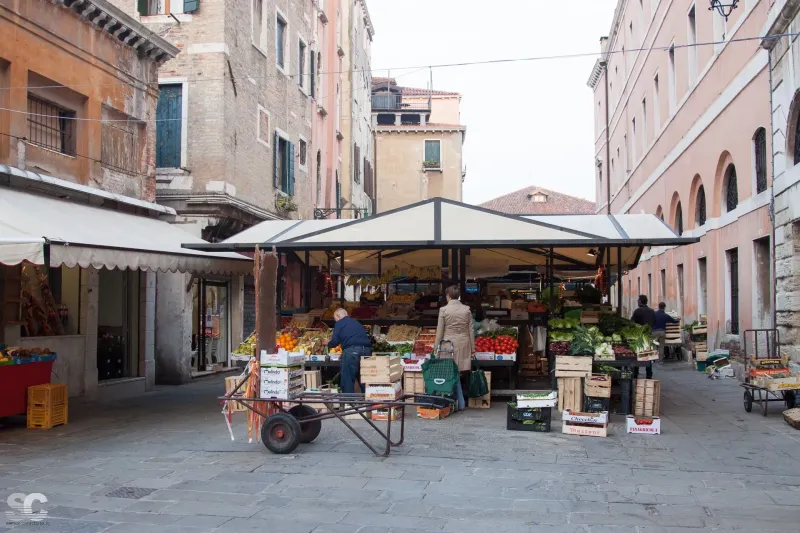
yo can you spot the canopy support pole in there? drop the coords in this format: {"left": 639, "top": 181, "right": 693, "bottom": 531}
{"left": 276, "top": 252, "right": 283, "bottom": 315}
{"left": 617, "top": 247, "right": 623, "bottom": 316}
{"left": 304, "top": 250, "right": 310, "bottom": 311}
{"left": 604, "top": 246, "right": 612, "bottom": 304}
{"left": 339, "top": 249, "right": 345, "bottom": 308}
{"left": 548, "top": 247, "right": 554, "bottom": 314}
{"left": 451, "top": 248, "right": 459, "bottom": 290}
{"left": 441, "top": 248, "right": 449, "bottom": 303}
{"left": 459, "top": 249, "right": 467, "bottom": 296}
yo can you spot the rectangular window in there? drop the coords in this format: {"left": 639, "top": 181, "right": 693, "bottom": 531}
{"left": 653, "top": 73, "right": 660, "bottom": 130}
{"left": 624, "top": 134, "right": 629, "bottom": 171}
{"left": 257, "top": 106, "right": 270, "bottom": 147}
{"left": 138, "top": 0, "right": 190, "bottom": 16}
{"left": 298, "top": 39, "right": 306, "bottom": 89}
{"left": 727, "top": 248, "right": 739, "bottom": 334}
{"left": 648, "top": 273, "right": 652, "bottom": 301}
{"left": 676, "top": 264, "right": 685, "bottom": 317}
{"left": 155, "top": 84, "right": 182, "bottom": 168}
{"left": 631, "top": 118, "right": 636, "bottom": 162}
{"left": 668, "top": 44, "right": 676, "bottom": 114}
{"left": 353, "top": 143, "right": 361, "bottom": 183}
{"left": 698, "top": 257, "right": 708, "bottom": 317}
{"left": 298, "top": 137, "right": 307, "bottom": 169}
{"left": 596, "top": 101, "right": 602, "bottom": 135}
{"left": 688, "top": 5, "right": 697, "bottom": 85}
{"left": 274, "top": 133, "right": 294, "bottom": 195}
{"left": 276, "top": 13, "right": 287, "bottom": 68}
{"left": 252, "top": 0, "right": 267, "bottom": 52}
{"left": 102, "top": 107, "right": 140, "bottom": 175}
{"left": 424, "top": 140, "right": 442, "bottom": 170}
{"left": 660, "top": 269, "right": 666, "bottom": 303}
{"left": 641, "top": 97, "right": 647, "bottom": 148}
{"left": 27, "top": 94, "right": 76, "bottom": 156}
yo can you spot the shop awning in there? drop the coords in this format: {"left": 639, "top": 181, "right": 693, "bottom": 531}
{"left": 0, "top": 188, "right": 252, "bottom": 275}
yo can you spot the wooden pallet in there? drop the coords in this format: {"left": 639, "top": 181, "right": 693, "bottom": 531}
{"left": 634, "top": 379, "right": 661, "bottom": 417}
{"left": 557, "top": 377, "right": 583, "bottom": 412}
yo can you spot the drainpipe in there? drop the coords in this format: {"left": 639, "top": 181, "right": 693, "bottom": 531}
{"left": 603, "top": 60, "right": 611, "bottom": 215}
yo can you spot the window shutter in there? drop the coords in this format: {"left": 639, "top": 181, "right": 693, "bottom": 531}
{"left": 310, "top": 52, "right": 316, "bottom": 99}
{"left": 183, "top": 0, "right": 199, "bottom": 14}
{"left": 273, "top": 133, "right": 280, "bottom": 189}
{"left": 137, "top": 0, "right": 149, "bottom": 15}
{"left": 288, "top": 142, "right": 295, "bottom": 195}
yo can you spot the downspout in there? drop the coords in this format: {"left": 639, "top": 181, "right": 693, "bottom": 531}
{"left": 603, "top": 60, "right": 611, "bottom": 215}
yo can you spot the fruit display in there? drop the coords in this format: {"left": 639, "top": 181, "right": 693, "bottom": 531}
{"left": 277, "top": 331, "right": 299, "bottom": 351}
{"left": 475, "top": 335, "right": 519, "bottom": 355}
{"left": 233, "top": 333, "right": 256, "bottom": 355}
{"left": 296, "top": 330, "right": 331, "bottom": 355}
{"left": 329, "top": 345, "right": 342, "bottom": 354}
{"left": 0, "top": 346, "right": 56, "bottom": 365}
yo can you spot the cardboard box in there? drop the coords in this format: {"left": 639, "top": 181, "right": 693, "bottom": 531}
{"left": 261, "top": 350, "right": 305, "bottom": 367}
{"left": 495, "top": 353, "right": 517, "bottom": 361}
{"left": 259, "top": 383, "right": 303, "bottom": 400}
{"left": 562, "top": 409, "right": 609, "bottom": 425}
{"left": 365, "top": 382, "right": 403, "bottom": 401}
{"left": 474, "top": 352, "right": 495, "bottom": 361}
{"left": 402, "top": 358, "right": 428, "bottom": 372}
{"left": 260, "top": 366, "right": 304, "bottom": 382}
{"left": 626, "top": 415, "right": 661, "bottom": 434}
{"left": 562, "top": 423, "right": 609, "bottom": 437}
{"left": 416, "top": 406, "right": 451, "bottom": 420}
{"left": 372, "top": 406, "right": 402, "bottom": 421}
{"left": 361, "top": 356, "right": 403, "bottom": 384}
{"left": 516, "top": 391, "right": 557, "bottom": 408}
{"left": 305, "top": 354, "right": 326, "bottom": 362}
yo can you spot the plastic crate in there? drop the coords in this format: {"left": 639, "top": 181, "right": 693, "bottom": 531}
{"left": 507, "top": 417, "right": 551, "bottom": 432}
{"left": 27, "top": 403, "right": 68, "bottom": 429}
{"left": 27, "top": 384, "right": 68, "bottom": 408}
{"left": 583, "top": 396, "right": 611, "bottom": 413}
{"left": 696, "top": 361, "right": 709, "bottom": 372}
{"left": 507, "top": 403, "right": 552, "bottom": 423}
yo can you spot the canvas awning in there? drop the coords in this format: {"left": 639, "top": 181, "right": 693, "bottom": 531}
{"left": 0, "top": 188, "right": 251, "bottom": 274}
{"left": 184, "top": 198, "right": 697, "bottom": 277}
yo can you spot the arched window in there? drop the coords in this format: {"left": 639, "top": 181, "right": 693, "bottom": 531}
{"left": 696, "top": 185, "right": 707, "bottom": 226}
{"left": 754, "top": 128, "right": 768, "bottom": 194}
{"left": 724, "top": 164, "right": 738, "bottom": 212}
{"left": 675, "top": 201, "right": 683, "bottom": 236}
{"left": 315, "top": 150, "right": 322, "bottom": 206}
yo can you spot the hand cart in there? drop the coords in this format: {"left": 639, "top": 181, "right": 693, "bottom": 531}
{"left": 740, "top": 329, "right": 798, "bottom": 416}
{"left": 220, "top": 388, "right": 453, "bottom": 457}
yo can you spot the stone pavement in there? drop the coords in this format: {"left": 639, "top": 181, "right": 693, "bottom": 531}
{"left": 1, "top": 364, "right": 799, "bottom": 533}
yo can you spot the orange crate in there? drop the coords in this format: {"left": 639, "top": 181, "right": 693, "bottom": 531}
{"left": 27, "top": 404, "right": 68, "bottom": 429}
{"left": 27, "top": 384, "right": 68, "bottom": 408}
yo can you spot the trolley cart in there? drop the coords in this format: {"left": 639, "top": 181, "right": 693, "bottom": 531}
{"left": 740, "top": 329, "right": 799, "bottom": 416}
{"left": 220, "top": 390, "right": 453, "bottom": 457}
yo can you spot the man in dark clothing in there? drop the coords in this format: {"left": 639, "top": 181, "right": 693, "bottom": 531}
{"left": 328, "top": 309, "right": 372, "bottom": 393}
{"left": 631, "top": 295, "right": 655, "bottom": 379}
{"left": 654, "top": 302, "right": 680, "bottom": 361}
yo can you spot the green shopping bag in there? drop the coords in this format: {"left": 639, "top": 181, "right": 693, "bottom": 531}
{"left": 468, "top": 359, "right": 489, "bottom": 398}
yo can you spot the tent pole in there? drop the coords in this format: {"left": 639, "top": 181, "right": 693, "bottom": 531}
{"left": 304, "top": 250, "right": 310, "bottom": 311}
{"left": 339, "top": 249, "right": 345, "bottom": 308}
{"left": 459, "top": 249, "right": 467, "bottom": 296}
{"left": 548, "top": 248, "right": 554, "bottom": 314}
{"left": 451, "top": 248, "right": 459, "bottom": 289}
{"left": 276, "top": 251, "right": 283, "bottom": 316}
{"left": 441, "top": 248, "right": 449, "bottom": 304}
{"left": 617, "top": 247, "right": 623, "bottom": 316}
{"left": 604, "top": 246, "right": 612, "bottom": 304}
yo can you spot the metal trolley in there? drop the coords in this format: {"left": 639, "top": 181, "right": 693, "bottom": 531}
{"left": 221, "top": 389, "right": 452, "bottom": 457}
{"left": 740, "top": 329, "right": 798, "bottom": 416}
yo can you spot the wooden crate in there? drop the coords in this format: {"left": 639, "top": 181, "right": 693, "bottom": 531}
{"left": 584, "top": 374, "right": 611, "bottom": 398}
{"left": 695, "top": 351, "right": 709, "bottom": 362}
{"left": 634, "top": 379, "right": 661, "bottom": 417}
{"left": 557, "top": 377, "right": 583, "bottom": 412}
{"left": 636, "top": 350, "right": 659, "bottom": 362}
{"left": 403, "top": 372, "right": 425, "bottom": 396}
{"left": 361, "top": 356, "right": 403, "bottom": 384}
{"left": 224, "top": 375, "right": 249, "bottom": 413}
{"left": 304, "top": 370, "right": 321, "bottom": 390}
{"left": 468, "top": 371, "right": 492, "bottom": 409}
{"left": 555, "top": 356, "right": 592, "bottom": 378}
{"left": 562, "top": 421, "right": 608, "bottom": 437}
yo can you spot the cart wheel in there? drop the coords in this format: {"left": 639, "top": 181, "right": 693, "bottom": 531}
{"left": 784, "top": 391, "right": 796, "bottom": 410}
{"left": 743, "top": 390, "right": 753, "bottom": 412}
{"left": 289, "top": 405, "right": 322, "bottom": 444}
{"left": 261, "top": 413, "right": 301, "bottom": 454}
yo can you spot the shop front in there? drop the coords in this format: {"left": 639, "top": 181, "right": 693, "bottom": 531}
{"left": 0, "top": 181, "right": 251, "bottom": 406}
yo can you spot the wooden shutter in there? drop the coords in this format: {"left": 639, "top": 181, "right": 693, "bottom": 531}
{"left": 183, "top": 0, "right": 200, "bottom": 13}
{"left": 310, "top": 52, "right": 316, "bottom": 99}
{"left": 137, "top": 0, "right": 149, "bottom": 15}
{"left": 288, "top": 142, "right": 296, "bottom": 195}
{"left": 273, "top": 133, "right": 280, "bottom": 189}
{"left": 156, "top": 85, "right": 182, "bottom": 168}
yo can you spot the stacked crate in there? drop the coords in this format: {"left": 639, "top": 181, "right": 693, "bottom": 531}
{"left": 27, "top": 384, "right": 68, "bottom": 429}
{"left": 562, "top": 409, "right": 609, "bottom": 437}
{"left": 555, "top": 356, "right": 591, "bottom": 412}
{"left": 259, "top": 352, "right": 304, "bottom": 400}
{"left": 506, "top": 401, "right": 552, "bottom": 432}
{"left": 519, "top": 352, "right": 549, "bottom": 378}
{"left": 634, "top": 379, "right": 661, "bottom": 416}
{"left": 692, "top": 324, "right": 708, "bottom": 364}
{"left": 361, "top": 356, "right": 404, "bottom": 421}
{"left": 583, "top": 374, "right": 611, "bottom": 412}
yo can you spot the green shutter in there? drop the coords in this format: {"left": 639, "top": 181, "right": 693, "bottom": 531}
{"left": 310, "top": 52, "right": 316, "bottom": 99}
{"left": 288, "top": 142, "right": 295, "bottom": 195}
{"left": 183, "top": 0, "right": 199, "bottom": 14}
{"left": 425, "top": 140, "right": 441, "bottom": 165}
{"left": 274, "top": 133, "right": 280, "bottom": 189}
{"left": 137, "top": 0, "right": 149, "bottom": 15}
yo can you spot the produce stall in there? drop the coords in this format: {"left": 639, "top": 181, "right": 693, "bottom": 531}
{"left": 186, "top": 198, "right": 697, "bottom": 425}
{"left": 0, "top": 345, "right": 57, "bottom": 418}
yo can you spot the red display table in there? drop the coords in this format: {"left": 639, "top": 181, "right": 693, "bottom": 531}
{"left": 0, "top": 361, "right": 55, "bottom": 418}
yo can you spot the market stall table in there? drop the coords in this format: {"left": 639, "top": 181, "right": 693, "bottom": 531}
{"left": 0, "top": 359, "right": 55, "bottom": 418}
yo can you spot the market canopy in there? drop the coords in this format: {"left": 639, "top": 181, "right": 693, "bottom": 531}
{"left": 184, "top": 198, "right": 697, "bottom": 277}
{"left": 0, "top": 188, "right": 251, "bottom": 274}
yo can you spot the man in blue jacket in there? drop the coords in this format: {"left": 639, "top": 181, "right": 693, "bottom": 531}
{"left": 654, "top": 302, "right": 680, "bottom": 362}
{"left": 328, "top": 308, "right": 372, "bottom": 393}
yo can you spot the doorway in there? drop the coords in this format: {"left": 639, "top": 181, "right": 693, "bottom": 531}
{"left": 192, "top": 279, "right": 230, "bottom": 371}
{"left": 97, "top": 269, "right": 139, "bottom": 380}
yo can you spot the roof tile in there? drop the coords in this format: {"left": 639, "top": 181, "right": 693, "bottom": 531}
{"left": 479, "top": 186, "right": 596, "bottom": 215}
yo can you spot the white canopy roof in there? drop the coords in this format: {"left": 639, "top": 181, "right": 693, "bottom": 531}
{"left": 0, "top": 188, "right": 251, "bottom": 274}
{"left": 185, "top": 198, "right": 696, "bottom": 277}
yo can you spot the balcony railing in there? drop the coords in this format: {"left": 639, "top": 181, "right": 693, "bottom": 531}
{"left": 371, "top": 93, "right": 431, "bottom": 112}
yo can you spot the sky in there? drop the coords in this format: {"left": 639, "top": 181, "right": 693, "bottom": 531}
{"left": 368, "top": 0, "right": 618, "bottom": 205}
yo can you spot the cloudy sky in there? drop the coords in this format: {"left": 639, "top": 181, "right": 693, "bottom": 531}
{"left": 368, "top": 0, "right": 618, "bottom": 205}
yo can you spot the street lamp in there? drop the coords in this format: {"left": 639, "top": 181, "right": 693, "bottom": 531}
{"left": 709, "top": 0, "right": 739, "bottom": 20}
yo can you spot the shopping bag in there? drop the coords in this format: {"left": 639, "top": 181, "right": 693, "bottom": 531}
{"left": 468, "top": 362, "right": 489, "bottom": 398}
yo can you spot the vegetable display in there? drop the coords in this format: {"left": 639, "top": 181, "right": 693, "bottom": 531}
{"left": 475, "top": 334, "right": 519, "bottom": 354}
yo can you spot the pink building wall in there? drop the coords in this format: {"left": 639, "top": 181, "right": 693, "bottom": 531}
{"left": 590, "top": 0, "right": 774, "bottom": 350}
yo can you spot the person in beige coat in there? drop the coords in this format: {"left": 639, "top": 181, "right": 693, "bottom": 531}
{"left": 434, "top": 285, "right": 475, "bottom": 409}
